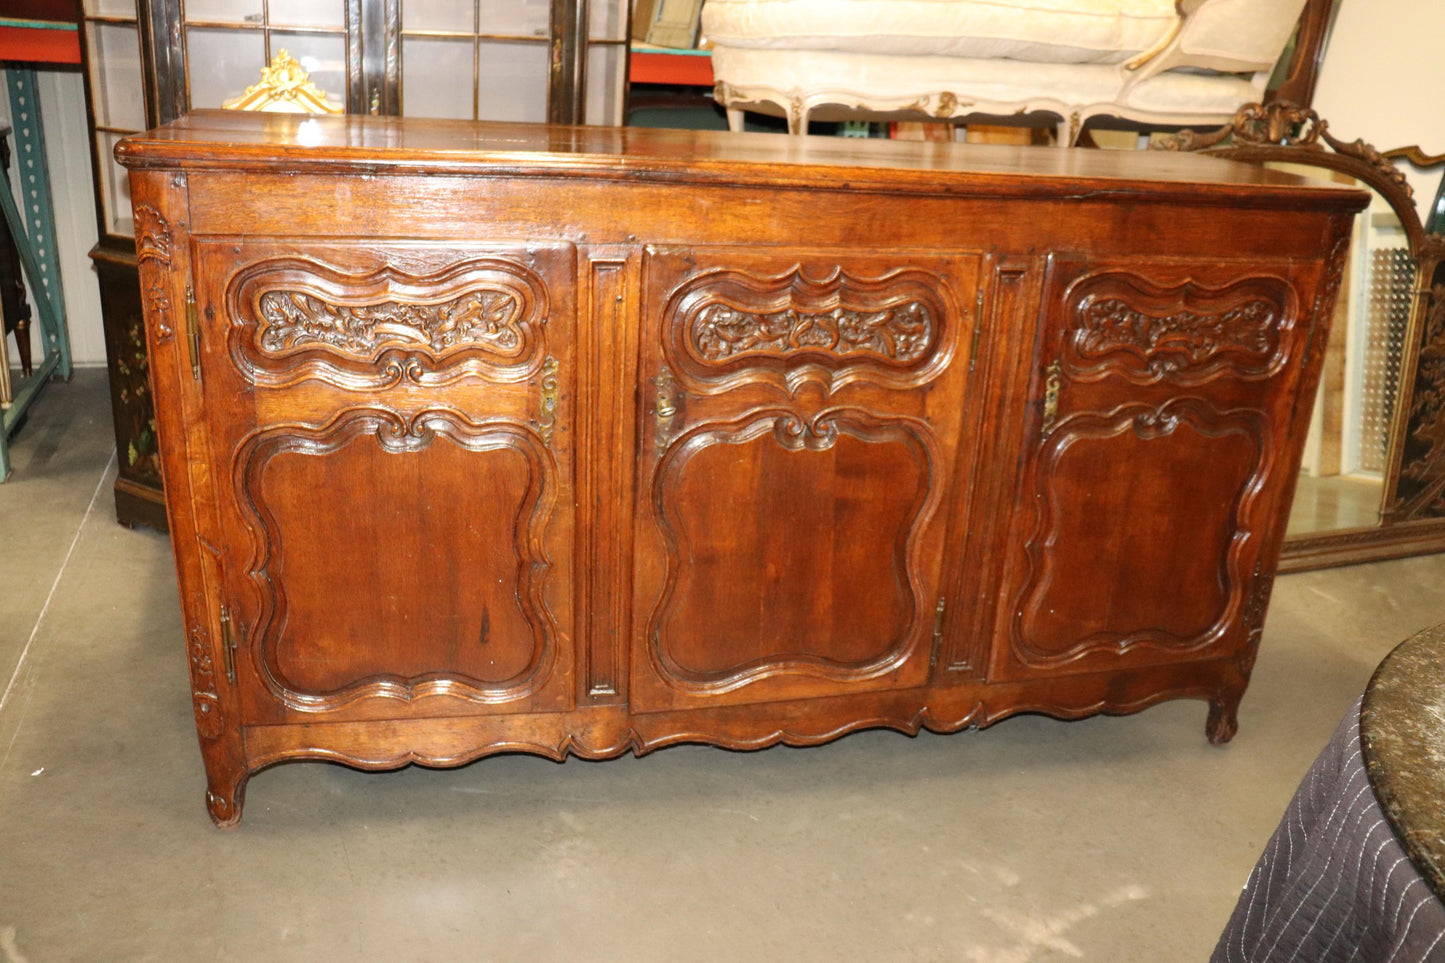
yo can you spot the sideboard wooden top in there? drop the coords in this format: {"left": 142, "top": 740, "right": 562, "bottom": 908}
{"left": 118, "top": 110, "right": 1365, "bottom": 210}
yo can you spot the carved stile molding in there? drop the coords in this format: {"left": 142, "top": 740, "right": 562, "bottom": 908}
{"left": 188, "top": 621, "right": 223, "bottom": 739}
{"left": 135, "top": 204, "right": 174, "bottom": 342}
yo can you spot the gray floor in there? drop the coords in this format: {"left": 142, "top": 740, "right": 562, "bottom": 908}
{"left": 1, "top": 369, "right": 1440, "bottom": 962}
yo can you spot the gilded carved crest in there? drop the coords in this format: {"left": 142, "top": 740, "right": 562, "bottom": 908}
{"left": 223, "top": 49, "right": 342, "bottom": 114}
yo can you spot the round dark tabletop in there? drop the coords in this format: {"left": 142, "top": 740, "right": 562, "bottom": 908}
{"left": 1361, "top": 621, "right": 1445, "bottom": 901}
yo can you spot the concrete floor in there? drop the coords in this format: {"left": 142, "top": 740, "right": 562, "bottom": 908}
{"left": 1, "top": 369, "right": 1441, "bottom": 962}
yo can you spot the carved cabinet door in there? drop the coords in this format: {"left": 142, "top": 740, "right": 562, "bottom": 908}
{"left": 191, "top": 240, "right": 578, "bottom": 725}
{"left": 992, "top": 255, "right": 1323, "bottom": 681}
{"left": 630, "top": 248, "right": 981, "bottom": 711}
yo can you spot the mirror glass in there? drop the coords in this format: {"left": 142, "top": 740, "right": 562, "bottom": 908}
{"left": 1287, "top": 177, "right": 1413, "bottom": 537}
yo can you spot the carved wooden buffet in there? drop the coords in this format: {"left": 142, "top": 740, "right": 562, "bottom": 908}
{"left": 117, "top": 111, "right": 1365, "bottom": 826}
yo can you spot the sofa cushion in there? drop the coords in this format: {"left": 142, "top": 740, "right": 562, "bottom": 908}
{"left": 702, "top": 0, "right": 1180, "bottom": 65}
{"left": 711, "top": 47, "right": 1262, "bottom": 119}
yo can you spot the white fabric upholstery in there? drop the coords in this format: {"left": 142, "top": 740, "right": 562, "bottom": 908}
{"left": 702, "top": 0, "right": 1179, "bottom": 64}
{"left": 705, "top": 0, "right": 1307, "bottom": 141}
{"left": 713, "top": 47, "right": 1262, "bottom": 117}
{"left": 1178, "top": 0, "right": 1306, "bottom": 71}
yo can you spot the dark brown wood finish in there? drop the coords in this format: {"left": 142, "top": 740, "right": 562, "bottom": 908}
{"left": 1161, "top": 101, "right": 1445, "bottom": 571}
{"left": 119, "top": 112, "right": 1364, "bottom": 826}
{"left": 77, "top": 0, "right": 615, "bottom": 528}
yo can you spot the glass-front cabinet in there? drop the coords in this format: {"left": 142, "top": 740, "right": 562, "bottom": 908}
{"left": 79, "top": 0, "right": 628, "bottom": 527}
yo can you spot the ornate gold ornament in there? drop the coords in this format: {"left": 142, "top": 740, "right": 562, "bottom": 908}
{"left": 223, "top": 49, "right": 342, "bottom": 114}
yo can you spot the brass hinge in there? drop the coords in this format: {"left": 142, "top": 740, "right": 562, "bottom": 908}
{"left": 654, "top": 366, "right": 682, "bottom": 449}
{"left": 969, "top": 289, "right": 985, "bottom": 372}
{"left": 929, "top": 597, "right": 946, "bottom": 667}
{"left": 1041, "top": 360, "right": 1063, "bottom": 435}
{"left": 219, "top": 605, "right": 237, "bottom": 684}
{"left": 185, "top": 285, "right": 201, "bottom": 382}
{"left": 538, "top": 355, "right": 560, "bottom": 446}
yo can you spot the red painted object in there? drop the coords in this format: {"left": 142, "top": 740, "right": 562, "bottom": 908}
{"left": 0, "top": 24, "right": 82, "bottom": 64}
{"left": 631, "top": 48, "right": 713, "bottom": 86}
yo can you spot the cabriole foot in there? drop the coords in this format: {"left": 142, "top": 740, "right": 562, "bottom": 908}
{"left": 205, "top": 774, "right": 248, "bottom": 829}
{"left": 1206, "top": 694, "right": 1241, "bottom": 745}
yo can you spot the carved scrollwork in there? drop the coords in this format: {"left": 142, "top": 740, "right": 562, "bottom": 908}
{"left": 1157, "top": 101, "right": 1413, "bottom": 200}
{"left": 233, "top": 407, "right": 561, "bottom": 711}
{"left": 188, "top": 621, "right": 223, "bottom": 739}
{"left": 256, "top": 289, "right": 526, "bottom": 354}
{"left": 1012, "top": 398, "right": 1273, "bottom": 668}
{"left": 1305, "top": 236, "right": 1353, "bottom": 369}
{"left": 1063, "top": 272, "right": 1295, "bottom": 385}
{"left": 227, "top": 255, "right": 550, "bottom": 389}
{"left": 771, "top": 412, "right": 840, "bottom": 451}
{"left": 1396, "top": 270, "right": 1445, "bottom": 515}
{"left": 134, "top": 204, "right": 174, "bottom": 342}
{"left": 1240, "top": 562, "right": 1274, "bottom": 656}
{"left": 691, "top": 301, "right": 935, "bottom": 364}
{"left": 664, "top": 265, "right": 951, "bottom": 394}
{"left": 646, "top": 406, "right": 941, "bottom": 693}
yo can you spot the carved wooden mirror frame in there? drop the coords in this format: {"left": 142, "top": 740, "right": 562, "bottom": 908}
{"left": 1162, "top": 101, "right": 1445, "bottom": 571}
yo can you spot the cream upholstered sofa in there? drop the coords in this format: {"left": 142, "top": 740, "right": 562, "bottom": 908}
{"left": 704, "top": 0, "right": 1308, "bottom": 143}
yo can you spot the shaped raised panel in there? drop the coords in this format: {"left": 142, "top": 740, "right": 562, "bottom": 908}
{"left": 1059, "top": 268, "right": 1298, "bottom": 387}
{"left": 649, "top": 249, "right": 971, "bottom": 396}
{"left": 633, "top": 248, "right": 979, "bottom": 708}
{"left": 642, "top": 406, "right": 942, "bottom": 699}
{"left": 208, "top": 243, "right": 570, "bottom": 390}
{"left": 231, "top": 407, "right": 571, "bottom": 715}
{"left": 1006, "top": 398, "right": 1272, "bottom": 672}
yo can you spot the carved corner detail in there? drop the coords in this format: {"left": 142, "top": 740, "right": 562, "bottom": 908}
{"left": 134, "top": 204, "right": 174, "bottom": 343}
{"left": 188, "top": 620, "right": 223, "bottom": 739}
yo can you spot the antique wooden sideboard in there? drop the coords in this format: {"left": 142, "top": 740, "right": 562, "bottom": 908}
{"left": 117, "top": 111, "right": 1364, "bottom": 826}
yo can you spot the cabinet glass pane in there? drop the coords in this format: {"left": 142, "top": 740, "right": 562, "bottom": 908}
{"left": 185, "top": 28, "right": 267, "bottom": 110}
{"left": 586, "top": 44, "right": 625, "bottom": 125}
{"left": 84, "top": 0, "right": 136, "bottom": 14}
{"left": 98, "top": 133, "right": 133, "bottom": 236}
{"left": 402, "top": 37, "right": 475, "bottom": 119}
{"left": 479, "top": 0, "right": 550, "bottom": 37}
{"left": 184, "top": 0, "right": 263, "bottom": 24}
{"left": 271, "top": 32, "right": 348, "bottom": 106}
{"left": 477, "top": 42, "right": 547, "bottom": 122}
{"left": 402, "top": 0, "right": 476, "bottom": 33}
{"left": 89, "top": 22, "right": 145, "bottom": 130}
{"left": 268, "top": 0, "right": 346, "bottom": 28}
{"left": 589, "top": 0, "right": 627, "bottom": 42}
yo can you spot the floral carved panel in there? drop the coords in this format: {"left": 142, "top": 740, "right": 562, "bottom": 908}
{"left": 661, "top": 265, "right": 954, "bottom": 394}
{"left": 225, "top": 254, "right": 554, "bottom": 389}
{"left": 1063, "top": 272, "right": 1297, "bottom": 385}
